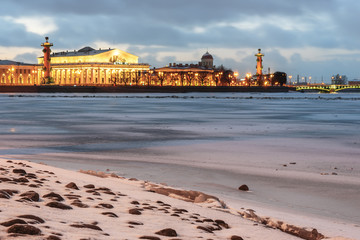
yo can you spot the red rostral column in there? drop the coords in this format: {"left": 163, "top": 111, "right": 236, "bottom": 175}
{"left": 255, "top": 48, "right": 264, "bottom": 83}
{"left": 41, "top": 36, "right": 53, "bottom": 84}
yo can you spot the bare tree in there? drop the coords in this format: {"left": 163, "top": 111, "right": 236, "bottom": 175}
{"left": 120, "top": 71, "right": 131, "bottom": 86}
{"left": 179, "top": 72, "right": 186, "bottom": 86}
{"left": 214, "top": 72, "right": 223, "bottom": 86}
{"left": 154, "top": 71, "right": 167, "bottom": 86}
{"left": 185, "top": 72, "right": 196, "bottom": 86}
{"left": 132, "top": 71, "right": 142, "bottom": 86}
{"left": 146, "top": 70, "right": 154, "bottom": 86}
{"left": 109, "top": 71, "right": 121, "bottom": 86}
{"left": 197, "top": 72, "right": 209, "bottom": 86}
{"left": 223, "top": 70, "right": 234, "bottom": 86}
{"left": 170, "top": 73, "right": 178, "bottom": 86}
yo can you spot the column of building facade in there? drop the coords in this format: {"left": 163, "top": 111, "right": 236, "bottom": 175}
{"left": 97, "top": 68, "right": 100, "bottom": 84}
{"left": 67, "top": 69, "right": 71, "bottom": 85}
{"left": 74, "top": 69, "right": 77, "bottom": 85}
{"left": 66, "top": 69, "right": 69, "bottom": 85}
{"left": 55, "top": 69, "right": 58, "bottom": 84}
{"left": 69, "top": 69, "right": 73, "bottom": 85}
{"left": 104, "top": 68, "right": 107, "bottom": 84}
{"left": 82, "top": 69, "right": 86, "bottom": 85}
{"left": 80, "top": 69, "right": 83, "bottom": 85}
{"left": 84, "top": 69, "right": 88, "bottom": 85}
{"left": 107, "top": 68, "right": 110, "bottom": 84}
{"left": 65, "top": 69, "right": 68, "bottom": 85}
{"left": 60, "top": 69, "right": 63, "bottom": 85}
{"left": 67, "top": 70, "right": 70, "bottom": 85}
{"left": 72, "top": 69, "right": 75, "bottom": 85}
{"left": 54, "top": 69, "right": 58, "bottom": 84}
{"left": 90, "top": 68, "right": 94, "bottom": 85}
{"left": 87, "top": 68, "right": 91, "bottom": 84}
{"left": 89, "top": 68, "right": 94, "bottom": 85}
{"left": 108, "top": 69, "right": 113, "bottom": 84}
{"left": 63, "top": 69, "right": 65, "bottom": 85}
{"left": 62, "top": 70, "right": 65, "bottom": 84}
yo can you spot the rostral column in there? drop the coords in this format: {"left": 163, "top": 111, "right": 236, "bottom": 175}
{"left": 41, "top": 37, "right": 53, "bottom": 84}
{"left": 255, "top": 48, "right": 264, "bottom": 84}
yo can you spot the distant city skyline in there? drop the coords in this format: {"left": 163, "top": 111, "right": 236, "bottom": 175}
{"left": 1, "top": 0, "right": 360, "bottom": 82}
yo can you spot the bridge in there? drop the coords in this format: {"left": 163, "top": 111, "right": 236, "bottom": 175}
{"left": 295, "top": 85, "right": 360, "bottom": 93}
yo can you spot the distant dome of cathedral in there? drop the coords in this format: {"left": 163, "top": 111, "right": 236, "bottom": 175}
{"left": 201, "top": 51, "right": 213, "bottom": 60}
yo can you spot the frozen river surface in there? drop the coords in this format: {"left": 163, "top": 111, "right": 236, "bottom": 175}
{"left": 1, "top": 92, "right": 360, "bottom": 238}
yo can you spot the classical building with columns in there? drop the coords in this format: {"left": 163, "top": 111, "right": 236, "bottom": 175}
{"left": 151, "top": 51, "right": 221, "bottom": 86}
{"left": 37, "top": 46, "right": 150, "bottom": 85}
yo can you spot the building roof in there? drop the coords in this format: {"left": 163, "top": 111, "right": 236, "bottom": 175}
{"left": 78, "top": 46, "right": 95, "bottom": 52}
{"left": 0, "top": 60, "right": 34, "bottom": 66}
{"left": 48, "top": 47, "right": 112, "bottom": 58}
{"left": 201, "top": 51, "right": 213, "bottom": 60}
{"left": 155, "top": 64, "right": 214, "bottom": 72}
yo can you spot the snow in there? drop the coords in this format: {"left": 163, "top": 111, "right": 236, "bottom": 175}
{"left": 1, "top": 92, "right": 360, "bottom": 239}
{"left": 1, "top": 158, "right": 302, "bottom": 240}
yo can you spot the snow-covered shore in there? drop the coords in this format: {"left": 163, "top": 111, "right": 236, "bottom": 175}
{"left": 0, "top": 158, "right": 336, "bottom": 240}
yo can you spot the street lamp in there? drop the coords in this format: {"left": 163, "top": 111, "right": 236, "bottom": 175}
{"left": 234, "top": 72, "right": 239, "bottom": 79}
{"left": 233, "top": 72, "right": 239, "bottom": 86}
{"left": 216, "top": 72, "right": 223, "bottom": 86}
{"left": 158, "top": 71, "right": 163, "bottom": 86}
{"left": 246, "top": 73, "right": 252, "bottom": 87}
{"left": 148, "top": 70, "right": 153, "bottom": 86}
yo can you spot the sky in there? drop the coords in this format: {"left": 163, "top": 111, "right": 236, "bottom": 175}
{"left": 1, "top": 0, "right": 360, "bottom": 83}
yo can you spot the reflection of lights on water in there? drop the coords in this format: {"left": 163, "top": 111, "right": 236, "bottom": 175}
{"left": 10, "top": 128, "right": 16, "bottom": 133}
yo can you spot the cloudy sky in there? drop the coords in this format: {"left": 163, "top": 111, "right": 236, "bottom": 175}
{"left": 1, "top": 0, "right": 360, "bottom": 82}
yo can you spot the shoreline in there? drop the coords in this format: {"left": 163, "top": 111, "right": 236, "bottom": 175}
{"left": 0, "top": 158, "right": 340, "bottom": 240}
{"left": 0, "top": 85, "right": 293, "bottom": 93}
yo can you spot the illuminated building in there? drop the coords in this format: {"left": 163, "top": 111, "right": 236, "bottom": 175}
{"left": 0, "top": 60, "right": 38, "bottom": 85}
{"left": 1, "top": 41, "right": 244, "bottom": 87}
{"left": 151, "top": 51, "right": 240, "bottom": 86}
{"left": 152, "top": 52, "right": 217, "bottom": 86}
{"left": 37, "top": 45, "right": 150, "bottom": 86}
